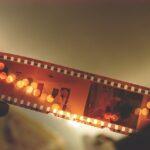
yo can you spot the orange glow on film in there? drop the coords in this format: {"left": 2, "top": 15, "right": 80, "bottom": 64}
{"left": 31, "top": 82, "right": 38, "bottom": 89}
{"left": 26, "top": 86, "right": 33, "bottom": 94}
{"left": 16, "top": 80, "right": 24, "bottom": 88}
{"left": 6, "top": 74, "right": 16, "bottom": 83}
{"left": 33, "top": 89, "right": 41, "bottom": 97}
{"left": 52, "top": 103, "right": 60, "bottom": 110}
{"left": 22, "top": 78, "right": 29, "bottom": 86}
{"left": 146, "top": 102, "right": 150, "bottom": 109}
{"left": 0, "top": 62, "right": 5, "bottom": 70}
{"left": 141, "top": 108, "right": 149, "bottom": 116}
{"left": 40, "top": 93, "right": 47, "bottom": 101}
{"left": 0, "top": 72, "right": 7, "bottom": 80}
{"left": 47, "top": 95, "right": 54, "bottom": 103}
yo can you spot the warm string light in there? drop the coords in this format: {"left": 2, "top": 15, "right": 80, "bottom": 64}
{"left": 16, "top": 78, "right": 41, "bottom": 97}
{"left": 0, "top": 62, "right": 133, "bottom": 133}
{"left": 0, "top": 72, "right": 7, "bottom": 80}
{"left": 47, "top": 95, "right": 54, "bottom": 103}
{"left": 0, "top": 66, "right": 102, "bottom": 126}
{"left": 6, "top": 74, "right": 16, "bottom": 83}
{"left": 33, "top": 89, "right": 41, "bottom": 97}
{"left": 16, "top": 80, "right": 25, "bottom": 88}
{"left": 146, "top": 102, "right": 150, "bottom": 109}
{"left": 0, "top": 62, "right": 5, "bottom": 70}
{"left": 26, "top": 86, "right": 34, "bottom": 94}
{"left": 52, "top": 103, "right": 60, "bottom": 111}
{"left": 22, "top": 78, "right": 29, "bottom": 86}
{"left": 31, "top": 82, "right": 38, "bottom": 89}
{"left": 141, "top": 108, "right": 149, "bottom": 116}
{"left": 134, "top": 107, "right": 149, "bottom": 116}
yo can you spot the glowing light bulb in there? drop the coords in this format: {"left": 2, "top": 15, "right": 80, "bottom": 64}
{"left": 33, "top": 89, "right": 41, "bottom": 97}
{"left": 147, "top": 102, "right": 150, "bottom": 109}
{"left": 16, "top": 80, "right": 24, "bottom": 88}
{"left": 52, "top": 103, "right": 60, "bottom": 111}
{"left": 6, "top": 74, "right": 16, "bottom": 83}
{"left": 141, "top": 108, "right": 149, "bottom": 116}
{"left": 47, "top": 95, "right": 54, "bottom": 103}
{"left": 0, "top": 72, "right": 7, "bottom": 80}
{"left": 31, "top": 82, "right": 38, "bottom": 89}
{"left": 22, "top": 78, "right": 29, "bottom": 86}
{"left": 26, "top": 86, "right": 33, "bottom": 94}
{"left": 0, "top": 62, "right": 5, "bottom": 70}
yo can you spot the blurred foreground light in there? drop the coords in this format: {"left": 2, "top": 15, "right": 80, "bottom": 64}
{"left": 26, "top": 86, "right": 33, "bottom": 94}
{"left": 31, "top": 82, "right": 38, "bottom": 89}
{"left": 22, "top": 78, "right": 29, "bottom": 86}
{"left": 47, "top": 95, "right": 54, "bottom": 103}
{"left": 146, "top": 102, "right": 150, "bottom": 109}
{"left": 0, "top": 62, "right": 5, "bottom": 70}
{"left": 16, "top": 80, "right": 24, "bottom": 88}
{"left": 0, "top": 72, "right": 7, "bottom": 80}
{"left": 33, "top": 89, "right": 41, "bottom": 97}
{"left": 141, "top": 108, "right": 149, "bottom": 116}
{"left": 6, "top": 74, "right": 16, "bottom": 83}
{"left": 52, "top": 103, "right": 60, "bottom": 111}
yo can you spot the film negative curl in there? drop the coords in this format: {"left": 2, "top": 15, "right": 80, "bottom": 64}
{"left": 0, "top": 52, "right": 150, "bottom": 135}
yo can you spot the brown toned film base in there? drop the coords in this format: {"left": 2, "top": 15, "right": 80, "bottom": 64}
{"left": 1, "top": 52, "right": 150, "bottom": 135}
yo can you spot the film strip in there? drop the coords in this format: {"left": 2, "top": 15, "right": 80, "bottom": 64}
{"left": 0, "top": 52, "right": 150, "bottom": 135}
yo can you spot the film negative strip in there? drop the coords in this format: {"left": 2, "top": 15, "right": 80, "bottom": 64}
{"left": 0, "top": 52, "right": 150, "bottom": 135}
